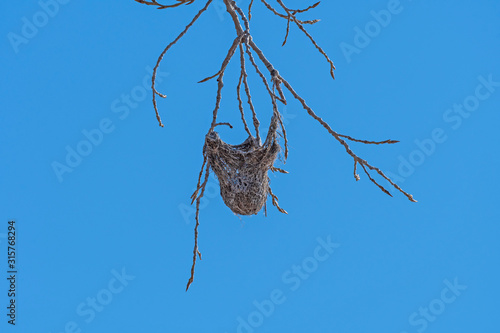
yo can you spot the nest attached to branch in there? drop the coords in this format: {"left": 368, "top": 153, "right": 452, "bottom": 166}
{"left": 135, "top": 0, "right": 416, "bottom": 291}
{"left": 206, "top": 133, "right": 278, "bottom": 215}
{"left": 204, "top": 114, "right": 285, "bottom": 216}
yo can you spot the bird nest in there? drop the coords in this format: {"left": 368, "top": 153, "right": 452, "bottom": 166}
{"left": 202, "top": 114, "right": 287, "bottom": 216}
{"left": 206, "top": 132, "right": 278, "bottom": 215}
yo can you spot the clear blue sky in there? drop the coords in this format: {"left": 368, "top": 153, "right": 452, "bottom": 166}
{"left": 1, "top": 0, "right": 499, "bottom": 332}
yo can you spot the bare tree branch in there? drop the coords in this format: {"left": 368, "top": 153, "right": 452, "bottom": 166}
{"left": 144, "top": 0, "right": 213, "bottom": 127}
{"left": 135, "top": 0, "right": 195, "bottom": 9}
{"left": 135, "top": 0, "right": 417, "bottom": 291}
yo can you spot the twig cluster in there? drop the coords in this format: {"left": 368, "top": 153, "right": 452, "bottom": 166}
{"left": 135, "top": 0, "right": 416, "bottom": 291}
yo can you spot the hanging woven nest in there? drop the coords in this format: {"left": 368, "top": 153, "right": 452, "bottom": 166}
{"left": 203, "top": 113, "right": 284, "bottom": 216}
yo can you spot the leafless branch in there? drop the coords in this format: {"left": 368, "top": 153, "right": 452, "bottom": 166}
{"left": 136, "top": 0, "right": 416, "bottom": 291}
{"left": 186, "top": 160, "right": 210, "bottom": 291}
{"left": 140, "top": 0, "right": 213, "bottom": 127}
{"left": 135, "top": 0, "right": 195, "bottom": 9}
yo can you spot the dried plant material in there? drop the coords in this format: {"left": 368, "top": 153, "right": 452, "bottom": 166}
{"left": 135, "top": 0, "right": 416, "bottom": 291}
{"left": 205, "top": 114, "right": 280, "bottom": 216}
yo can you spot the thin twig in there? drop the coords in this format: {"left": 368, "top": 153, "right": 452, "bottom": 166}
{"left": 248, "top": 0, "right": 254, "bottom": 19}
{"left": 149, "top": 0, "right": 213, "bottom": 127}
{"left": 271, "top": 166, "right": 289, "bottom": 174}
{"left": 186, "top": 161, "right": 211, "bottom": 291}
{"left": 239, "top": 44, "right": 261, "bottom": 141}
{"left": 237, "top": 45, "right": 253, "bottom": 137}
{"left": 207, "top": 33, "right": 246, "bottom": 131}
{"left": 260, "top": 0, "right": 320, "bottom": 24}
{"left": 360, "top": 162, "right": 392, "bottom": 197}
{"left": 135, "top": 0, "right": 195, "bottom": 9}
{"left": 191, "top": 155, "right": 207, "bottom": 204}
{"left": 339, "top": 134, "right": 399, "bottom": 145}
{"left": 268, "top": 186, "right": 288, "bottom": 214}
{"left": 277, "top": 73, "right": 415, "bottom": 201}
{"left": 275, "top": 0, "right": 335, "bottom": 79}
{"left": 282, "top": 15, "right": 291, "bottom": 46}
{"left": 353, "top": 160, "right": 360, "bottom": 181}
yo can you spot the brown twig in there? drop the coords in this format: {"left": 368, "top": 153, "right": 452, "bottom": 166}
{"left": 338, "top": 134, "right": 399, "bottom": 145}
{"left": 268, "top": 185, "right": 288, "bottom": 214}
{"left": 260, "top": 0, "right": 320, "bottom": 24}
{"left": 353, "top": 160, "right": 360, "bottom": 181}
{"left": 146, "top": 0, "right": 213, "bottom": 127}
{"left": 238, "top": 44, "right": 261, "bottom": 141}
{"left": 186, "top": 160, "right": 210, "bottom": 291}
{"left": 248, "top": 0, "right": 254, "bottom": 19}
{"left": 237, "top": 46, "right": 253, "bottom": 137}
{"left": 275, "top": 0, "right": 335, "bottom": 79}
{"left": 135, "top": 0, "right": 195, "bottom": 9}
{"left": 277, "top": 74, "right": 416, "bottom": 202}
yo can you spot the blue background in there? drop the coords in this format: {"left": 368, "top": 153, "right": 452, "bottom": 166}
{"left": 1, "top": 0, "right": 499, "bottom": 332}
